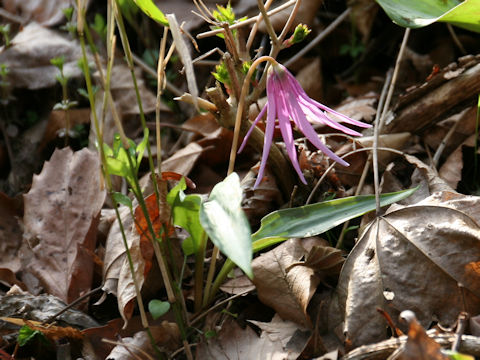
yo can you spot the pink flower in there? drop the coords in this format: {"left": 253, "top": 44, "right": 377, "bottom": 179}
{"left": 239, "top": 63, "right": 371, "bottom": 188}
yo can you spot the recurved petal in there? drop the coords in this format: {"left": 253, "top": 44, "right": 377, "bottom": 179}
{"left": 297, "top": 97, "right": 362, "bottom": 136}
{"left": 276, "top": 81, "right": 307, "bottom": 184}
{"left": 254, "top": 76, "right": 277, "bottom": 189}
{"left": 287, "top": 90, "right": 349, "bottom": 167}
{"left": 238, "top": 103, "right": 267, "bottom": 153}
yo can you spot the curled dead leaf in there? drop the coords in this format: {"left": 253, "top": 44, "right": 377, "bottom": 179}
{"left": 330, "top": 196, "right": 480, "bottom": 347}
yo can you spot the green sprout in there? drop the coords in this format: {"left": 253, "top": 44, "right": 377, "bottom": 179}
{"left": 211, "top": 2, "right": 246, "bottom": 39}
{"left": 283, "top": 24, "right": 311, "bottom": 48}
{"left": 0, "top": 24, "right": 11, "bottom": 47}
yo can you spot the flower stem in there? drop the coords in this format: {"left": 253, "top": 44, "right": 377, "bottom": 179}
{"left": 227, "top": 56, "right": 277, "bottom": 176}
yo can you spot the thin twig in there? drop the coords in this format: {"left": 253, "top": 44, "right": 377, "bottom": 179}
{"left": 196, "top": 0, "right": 296, "bottom": 39}
{"left": 306, "top": 146, "right": 405, "bottom": 205}
{"left": 0, "top": 8, "right": 25, "bottom": 24}
{"left": 378, "top": 28, "right": 410, "bottom": 134}
{"left": 246, "top": 0, "right": 274, "bottom": 52}
{"left": 131, "top": 53, "right": 183, "bottom": 97}
{"left": 374, "top": 28, "right": 410, "bottom": 214}
{"left": 284, "top": 8, "right": 351, "bottom": 67}
{"left": 335, "top": 69, "right": 392, "bottom": 248}
{"left": 101, "top": 338, "right": 154, "bottom": 360}
{"left": 257, "top": 0, "right": 279, "bottom": 46}
{"left": 447, "top": 23, "right": 467, "bottom": 55}
{"left": 432, "top": 114, "right": 463, "bottom": 168}
{"left": 278, "top": 0, "right": 302, "bottom": 41}
{"left": 156, "top": 26, "right": 169, "bottom": 173}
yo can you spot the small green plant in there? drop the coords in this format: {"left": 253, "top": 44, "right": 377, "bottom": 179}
{"left": 51, "top": 56, "right": 78, "bottom": 146}
{"left": 340, "top": 21, "right": 365, "bottom": 59}
{"left": 90, "top": 13, "right": 107, "bottom": 40}
{"left": 60, "top": 7, "right": 77, "bottom": 35}
{"left": 211, "top": 2, "right": 246, "bottom": 39}
{"left": 0, "top": 24, "right": 11, "bottom": 47}
{"left": 17, "top": 325, "right": 49, "bottom": 347}
{"left": 0, "top": 63, "right": 11, "bottom": 106}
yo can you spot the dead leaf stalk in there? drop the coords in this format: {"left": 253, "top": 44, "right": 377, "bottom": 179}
{"left": 156, "top": 26, "right": 169, "bottom": 173}
{"left": 373, "top": 28, "right": 410, "bottom": 214}
{"left": 284, "top": 8, "right": 351, "bottom": 67}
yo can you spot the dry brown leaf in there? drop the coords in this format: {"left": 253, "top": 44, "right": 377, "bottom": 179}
{"left": 249, "top": 314, "right": 310, "bottom": 358}
{"left": 423, "top": 106, "right": 476, "bottom": 158}
{"left": 397, "top": 311, "right": 449, "bottom": 360}
{"left": 102, "top": 207, "right": 147, "bottom": 325}
{"left": 300, "top": 245, "right": 344, "bottom": 280}
{"left": 21, "top": 147, "right": 105, "bottom": 303}
{"left": 0, "top": 292, "right": 99, "bottom": 329}
{"left": 106, "top": 322, "right": 180, "bottom": 359}
{"left": 329, "top": 194, "right": 480, "bottom": 348}
{"left": 241, "top": 166, "right": 283, "bottom": 226}
{"left": 3, "top": 0, "right": 88, "bottom": 26}
{"left": 197, "top": 316, "right": 302, "bottom": 360}
{"left": 252, "top": 238, "right": 323, "bottom": 328}
{"left": 40, "top": 109, "right": 91, "bottom": 150}
{"left": 0, "top": 268, "right": 26, "bottom": 290}
{"left": 439, "top": 134, "right": 477, "bottom": 189}
{"left": 0, "top": 23, "right": 84, "bottom": 90}
{"left": 348, "top": 0, "right": 379, "bottom": 42}
{"left": 162, "top": 142, "right": 204, "bottom": 175}
{"left": 220, "top": 274, "right": 255, "bottom": 295}
{"left": 0, "top": 192, "right": 22, "bottom": 272}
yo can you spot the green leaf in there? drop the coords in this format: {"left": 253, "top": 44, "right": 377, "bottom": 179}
{"left": 376, "top": 0, "right": 480, "bottom": 33}
{"left": 132, "top": 0, "right": 168, "bottom": 26}
{"left": 168, "top": 178, "right": 205, "bottom": 256}
{"left": 18, "top": 325, "right": 45, "bottom": 347}
{"left": 148, "top": 299, "right": 170, "bottom": 320}
{"left": 136, "top": 128, "right": 149, "bottom": 172}
{"left": 112, "top": 192, "right": 132, "bottom": 209}
{"left": 105, "top": 156, "right": 129, "bottom": 178}
{"left": 200, "top": 173, "right": 252, "bottom": 278}
{"left": 252, "top": 188, "right": 418, "bottom": 243}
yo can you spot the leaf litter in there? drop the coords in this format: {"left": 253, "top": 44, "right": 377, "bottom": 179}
{"left": 2, "top": 0, "right": 480, "bottom": 359}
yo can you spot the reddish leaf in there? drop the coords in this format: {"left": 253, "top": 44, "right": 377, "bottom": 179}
{"left": 134, "top": 181, "right": 173, "bottom": 275}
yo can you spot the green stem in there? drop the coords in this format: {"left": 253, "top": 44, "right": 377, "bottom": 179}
{"left": 194, "top": 231, "right": 208, "bottom": 313}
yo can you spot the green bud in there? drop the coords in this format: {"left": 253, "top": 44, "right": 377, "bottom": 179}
{"left": 291, "top": 24, "right": 311, "bottom": 44}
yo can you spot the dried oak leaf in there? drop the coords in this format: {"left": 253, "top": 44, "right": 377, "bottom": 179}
{"left": 3, "top": 0, "right": 89, "bottom": 27}
{"left": 196, "top": 317, "right": 302, "bottom": 360}
{"left": 252, "top": 238, "right": 324, "bottom": 328}
{"left": 397, "top": 311, "right": 448, "bottom": 360}
{"left": 0, "top": 23, "right": 84, "bottom": 90}
{"left": 21, "top": 147, "right": 105, "bottom": 303}
{"left": 329, "top": 193, "right": 480, "bottom": 348}
{"left": 0, "top": 192, "right": 23, "bottom": 272}
{"left": 102, "top": 207, "right": 147, "bottom": 325}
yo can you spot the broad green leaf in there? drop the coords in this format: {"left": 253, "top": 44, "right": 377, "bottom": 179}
{"left": 112, "top": 192, "right": 132, "bottom": 209}
{"left": 18, "top": 326, "right": 46, "bottom": 347}
{"left": 376, "top": 0, "right": 480, "bottom": 33}
{"left": 167, "top": 178, "right": 205, "bottom": 255}
{"left": 105, "top": 156, "right": 129, "bottom": 178}
{"left": 252, "top": 188, "right": 418, "bottom": 242}
{"left": 136, "top": 128, "right": 149, "bottom": 172}
{"left": 131, "top": 0, "right": 168, "bottom": 26}
{"left": 148, "top": 299, "right": 170, "bottom": 320}
{"left": 200, "top": 173, "right": 252, "bottom": 278}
